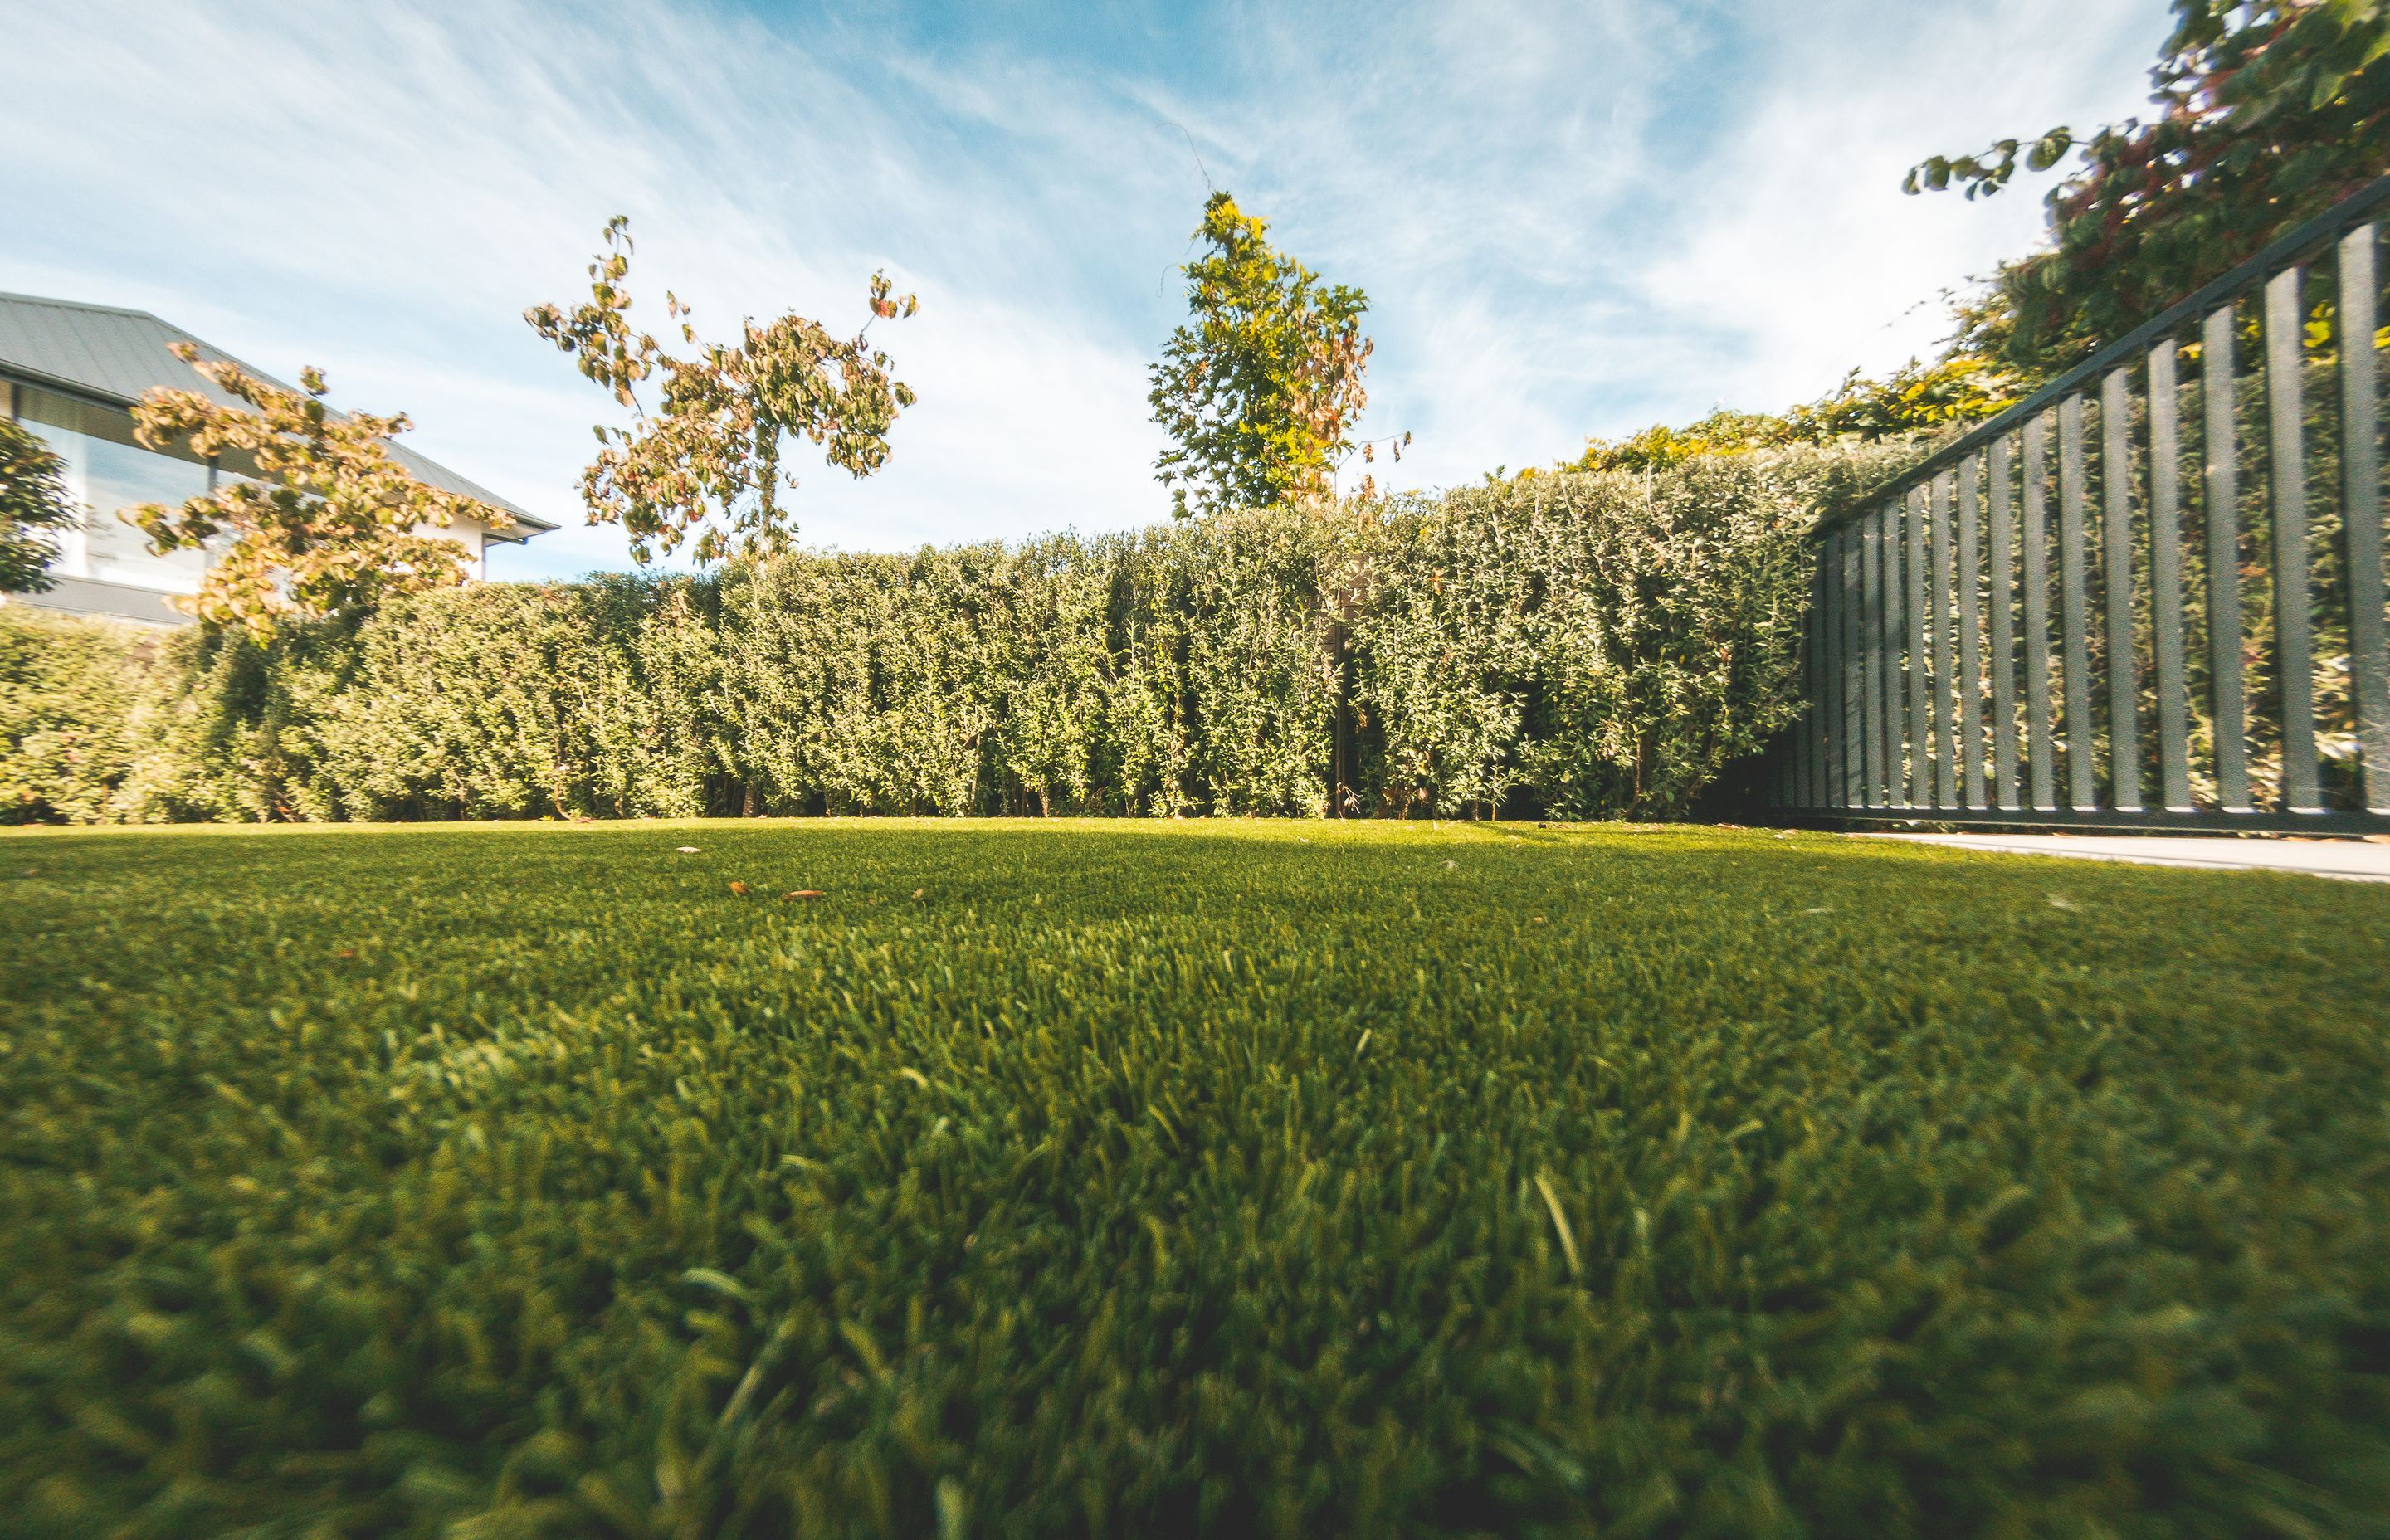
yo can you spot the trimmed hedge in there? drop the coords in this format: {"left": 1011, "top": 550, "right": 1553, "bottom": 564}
{"left": 2, "top": 447, "right": 1911, "bottom": 825}
{"left": 0, "top": 607, "right": 162, "bottom": 824}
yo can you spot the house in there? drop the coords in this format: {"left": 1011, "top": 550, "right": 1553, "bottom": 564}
{"left": 0, "top": 291, "right": 554, "bottom": 626}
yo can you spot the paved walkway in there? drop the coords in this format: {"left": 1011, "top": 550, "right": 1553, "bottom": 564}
{"left": 1862, "top": 833, "right": 2390, "bottom": 884}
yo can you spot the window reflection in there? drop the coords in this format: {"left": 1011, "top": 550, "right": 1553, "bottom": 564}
{"left": 13, "top": 384, "right": 212, "bottom": 592}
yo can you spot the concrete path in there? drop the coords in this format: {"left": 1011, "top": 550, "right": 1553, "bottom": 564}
{"left": 1861, "top": 833, "right": 2390, "bottom": 884}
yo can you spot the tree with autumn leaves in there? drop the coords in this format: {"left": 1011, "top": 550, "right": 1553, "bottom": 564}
{"left": 525, "top": 216, "right": 920, "bottom": 565}
{"left": 126, "top": 349, "right": 515, "bottom": 639}
{"left": 95, "top": 218, "right": 921, "bottom": 639}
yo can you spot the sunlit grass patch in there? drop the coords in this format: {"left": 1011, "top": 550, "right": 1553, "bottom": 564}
{"left": 3, "top": 820, "right": 2388, "bottom": 1537}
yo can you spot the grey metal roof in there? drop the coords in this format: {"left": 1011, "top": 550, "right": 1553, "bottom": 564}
{"left": 0, "top": 291, "right": 554, "bottom": 538}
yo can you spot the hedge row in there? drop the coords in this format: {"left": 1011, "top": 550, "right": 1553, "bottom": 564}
{"left": 2, "top": 447, "right": 1910, "bottom": 826}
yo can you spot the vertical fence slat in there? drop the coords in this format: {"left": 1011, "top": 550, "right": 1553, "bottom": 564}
{"left": 2148, "top": 339, "right": 2193, "bottom": 809}
{"left": 1804, "top": 563, "right": 1825, "bottom": 805}
{"left": 1789, "top": 579, "right": 1809, "bottom": 807}
{"left": 1822, "top": 539, "right": 1841, "bottom": 806}
{"left": 1797, "top": 564, "right": 1816, "bottom": 808}
{"left": 1807, "top": 562, "right": 1826, "bottom": 808}
{"left": 1842, "top": 526, "right": 1864, "bottom": 806}
{"left": 2100, "top": 368, "right": 2144, "bottom": 811}
{"left": 2266, "top": 266, "right": 2320, "bottom": 812}
{"left": 2343, "top": 222, "right": 2389, "bottom": 813}
{"left": 1806, "top": 563, "right": 1822, "bottom": 804}
{"left": 1883, "top": 502, "right": 1902, "bottom": 808}
{"left": 1812, "top": 570, "right": 1825, "bottom": 807}
{"left": 1958, "top": 455, "right": 1986, "bottom": 807}
{"left": 2058, "top": 397, "right": 2098, "bottom": 807}
{"left": 2022, "top": 414, "right": 2058, "bottom": 808}
{"left": 1905, "top": 488, "right": 1930, "bottom": 806}
{"left": 1989, "top": 435, "right": 2021, "bottom": 808}
{"left": 1885, "top": 506, "right": 1905, "bottom": 807}
{"left": 1863, "top": 509, "right": 1887, "bottom": 807}
{"left": 1866, "top": 505, "right": 1887, "bottom": 805}
{"left": 1930, "top": 473, "right": 1958, "bottom": 807}
{"left": 2202, "top": 302, "right": 2251, "bottom": 811}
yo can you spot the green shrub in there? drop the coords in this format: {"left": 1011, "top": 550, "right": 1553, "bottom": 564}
{"left": 0, "top": 607, "right": 163, "bottom": 824}
{"left": 0, "top": 447, "right": 1916, "bottom": 825}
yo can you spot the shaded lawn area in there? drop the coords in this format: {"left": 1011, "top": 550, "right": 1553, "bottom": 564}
{"left": 3, "top": 819, "right": 2388, "bottom": 1539}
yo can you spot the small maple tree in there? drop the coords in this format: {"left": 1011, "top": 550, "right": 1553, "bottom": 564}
{"left": 527, "top": 217, "right": 919, "bottom": 565}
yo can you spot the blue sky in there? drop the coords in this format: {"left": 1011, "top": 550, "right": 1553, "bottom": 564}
{"left": 2, "top": 0, "right": 2170, "bottom": 581}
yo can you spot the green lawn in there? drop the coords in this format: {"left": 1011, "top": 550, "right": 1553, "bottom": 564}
{"left": 4, "top": 820, "right": 2388, "bottom": 1539}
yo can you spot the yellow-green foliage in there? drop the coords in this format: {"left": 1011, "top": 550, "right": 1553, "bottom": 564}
{"left": 129, "top": 348, "right": 518, "bottom": 637}
{"left": 0, "top": 449, "right": 1915, "bottom": 826}
{"left": 4, "top": 820, "right": 2388, "bottom": 1536}
{"left": 1566, "top": 356, "right": 2018, "bottom": 475}
{"left": 1149, "top": 192, "right": 1377, "bottom": 518}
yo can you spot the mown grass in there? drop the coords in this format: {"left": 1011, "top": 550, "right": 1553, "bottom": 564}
{"left": 2, "top": 819, "right": 2388, "bottom": 1539}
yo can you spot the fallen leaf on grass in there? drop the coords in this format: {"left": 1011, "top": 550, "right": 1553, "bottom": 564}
{"left": 729, "top": 881, "right": 750, "bottom": 897}
{"left": 784, "top": 889, "right": 827, "bottom": 901}
{"left": 334, "top": 948, "right": 356, "bottom": 959}
{"left": 911, "top": 888, "right": 925, "bottom": 899}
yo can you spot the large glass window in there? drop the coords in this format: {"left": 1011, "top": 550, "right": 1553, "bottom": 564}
{"left": 7, "top": 378, "right": 493, "bottom": 595}
{"left": 12, "top": 384, "right": 212, "bottom": 592}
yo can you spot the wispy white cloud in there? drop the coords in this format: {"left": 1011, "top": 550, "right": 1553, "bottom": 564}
{"left": 1627, "top": 0, "right": 2167, "bottom": 413}
{"left": 1162, "top": 0, "right": 2169, "bottom": 487}
{"left": 0, "top": 0, "right": 2172, "bottom": 577}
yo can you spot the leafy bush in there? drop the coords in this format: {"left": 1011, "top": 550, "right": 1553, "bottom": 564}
{"left": 0, "top": 607, "right": 165, "bottom": 823}
{"left": 0, "top": 448, "right": 1915, "bottom": 826}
